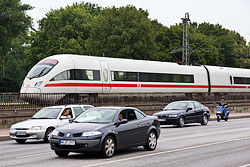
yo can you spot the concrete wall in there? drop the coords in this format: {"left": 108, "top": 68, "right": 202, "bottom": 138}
{"left": 1, "top": 101, "right": 250, "bottom": 127}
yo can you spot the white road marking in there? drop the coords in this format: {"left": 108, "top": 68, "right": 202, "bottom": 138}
{"left": 16, "top": 152, "right": 52, "bottom": 159}
{"left": 80, "top": 136, "right": 250, "bottom": 167}
{"left": 238, "top": 164, "right": 250, "bottom": 167}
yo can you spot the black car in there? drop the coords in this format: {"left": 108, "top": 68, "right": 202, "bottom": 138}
{"left": 49, "top": 107, "right": 160, "bottom": 158}
{"left": 153, "top": 101, "right": 210, "bottom": 127}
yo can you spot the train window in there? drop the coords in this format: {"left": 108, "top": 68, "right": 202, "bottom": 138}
{"left": 234, "top": 77, "right": 249, "bottom": 85}
{"left": 113, "top": 71, "right": 138, "bottom": 81}
{"left": 126, "top": 72, "right": 138, "bottom": 81}
{"left": 50, "top": 70, "right": 71, "bottom": 81}
{"left": 139, "top": 72, "right": 193, "bottom": 83}
{"left": 140, "top": 73, "right": 149, "bottom": 82}
{"left": 173, "top": 74, "right": 181, "bottom": 82}
{"left": 74, "top": 69, "right": 100, "bottom": 81}
{"left": 114, "top": 71, "right": 194, "bottom": 83}
{"left": 161, "top": 74, "right": 171, "bottom": 82}
{"left": 114, "top": 72, "right": 125, "bottom": 81}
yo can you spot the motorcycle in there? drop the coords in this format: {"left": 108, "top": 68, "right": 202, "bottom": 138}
{"left": 216, "top": 106, "right": 229, "bottom": 122}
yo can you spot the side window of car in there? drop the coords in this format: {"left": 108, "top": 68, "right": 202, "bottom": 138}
{"left": 120, "top": 109, "right": 137, "bottom": 121}
{"left": 83, "top": 106, "right": 94, "bottom": 111}
{"left": 193, "top": 102, "right": 201, "bottom": 109}
{"left": 135, "top": 110, "right": 145, "bottom": 120}
{"left": 73, "top": 107, "right": 84, "bottom": 117}
{"left": 186, "top": 102, "right": 195, "bottom": 110}
{"left": 60, "top": 108, "right": 73, "bottom": 119}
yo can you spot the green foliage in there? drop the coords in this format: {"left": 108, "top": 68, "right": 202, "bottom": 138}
{"left": 0, "top": 0, "right": 32, "bottom": 56}
{"left": 0, "top": 0, "right": 32, "bottom": 92}
{"left": 26, "top": 2, "right": 102, "bottom": 69}
{"left": 86, "top": 5, "right": 158, "bottom": 60}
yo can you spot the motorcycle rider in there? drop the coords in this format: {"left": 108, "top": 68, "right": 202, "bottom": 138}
{"left": 219, "top": 96, "right": 228, "bottom": 117}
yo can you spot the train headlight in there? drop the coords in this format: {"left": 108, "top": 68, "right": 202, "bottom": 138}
{"left": 35, "top": 81, "right": 43, "bottom": 87}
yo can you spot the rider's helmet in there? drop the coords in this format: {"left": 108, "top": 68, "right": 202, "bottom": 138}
{"left": 221, "top": 96, "right": 225, "bottom": 100}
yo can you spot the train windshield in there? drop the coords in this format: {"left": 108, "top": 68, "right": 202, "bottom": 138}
{"left": 27, "top": 59, "right": 58, "bottom": 79}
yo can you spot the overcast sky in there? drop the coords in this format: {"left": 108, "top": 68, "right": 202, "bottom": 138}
{"left": 22, "top": 0, "right": 250, "bottom": 43}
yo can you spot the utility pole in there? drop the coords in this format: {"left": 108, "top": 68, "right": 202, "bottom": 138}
{"left": 182, "top": 12, "right": 190, "bottom": 65}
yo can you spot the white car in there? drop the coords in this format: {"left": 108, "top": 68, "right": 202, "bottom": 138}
{"left": 9, "top": 104, "right": 94, "bottom": 143}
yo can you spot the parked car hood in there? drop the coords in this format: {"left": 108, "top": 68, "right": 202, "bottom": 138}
{"left": 57, "top": 122, "right": 110, "bottom": 133}
{"left": 154, "top": 110, "right": 185, "bottom": 115}
{"left": 11, "top": 119, "right": 60, "bottom": 129}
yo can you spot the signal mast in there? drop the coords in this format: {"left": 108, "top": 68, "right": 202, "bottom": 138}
{"left": 182, "top": 12, "right": 190, "bottom": 65}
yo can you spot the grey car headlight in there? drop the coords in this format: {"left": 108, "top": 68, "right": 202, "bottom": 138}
{"left": 82, "top": 131, "right": 102, "bottom": 137}
{"left": 51, "top": 130, "right": 59, "bottom": 136}
{"left": 168, "top": 115, "right": 178, "bottom": 118}
{"left": 31, "top": 126, "right": 43, "bottom": 130}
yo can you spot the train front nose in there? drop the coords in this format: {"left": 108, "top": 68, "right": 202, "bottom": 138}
{"left": 20, "top": 87, "right": 41, "bottom": 93}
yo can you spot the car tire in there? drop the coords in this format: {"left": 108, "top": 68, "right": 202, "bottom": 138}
{"left": 55, "top": 151, "right": 69, "bottom": 157}
{"left": 102, "top": 136, "right": 116, "bottom": 158}
{"left": 43, "top": 128, "right": 54, "bottom": 143}
{"left": 15, "top": 139, "right": 26, "bottom": 144}
{"left": 201, "top": 115, "right": 208, "bottom": 125}
{"left": 177, "top": 116, "right": 185, "bottom": 127}
{"left": 143, "top": 131, "right": 157, "bottom": 151}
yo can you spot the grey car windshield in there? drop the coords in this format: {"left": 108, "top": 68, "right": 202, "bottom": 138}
{"left": 74, "top": 108, "right": 118, "bottom": 123}
{"left": 163, "top": 102, "right": 187, "bottom": 110}
{"left": 31, "top": 108, "right": 62, "bottom": 119}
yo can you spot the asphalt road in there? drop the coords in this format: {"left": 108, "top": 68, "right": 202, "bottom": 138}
{"left": 1, "top": 118, "right": 250, "bottom": 167}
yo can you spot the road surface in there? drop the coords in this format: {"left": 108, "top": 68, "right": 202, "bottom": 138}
{"left": 1, "top": 118, "right": 250, "bottom": 167}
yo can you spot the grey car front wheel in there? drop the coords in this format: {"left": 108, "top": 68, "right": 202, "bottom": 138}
{"left": 102, "top": 136, "right": 115, "bottom": 158}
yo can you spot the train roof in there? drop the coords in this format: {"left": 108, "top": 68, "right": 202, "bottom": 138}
{"left": 47, "top": 54, "right": 179, "bottom": 66}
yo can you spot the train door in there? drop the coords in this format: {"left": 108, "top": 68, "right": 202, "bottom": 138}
{"left": 227, "top": 69, "right": 233, "bottom": 92}
{"left": 100, "top": 61, "right": 111, "bottom": 93}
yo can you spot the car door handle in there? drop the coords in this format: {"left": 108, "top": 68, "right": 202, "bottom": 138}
{"left": 137, "top": 124, "right": 141, "bottom": 127}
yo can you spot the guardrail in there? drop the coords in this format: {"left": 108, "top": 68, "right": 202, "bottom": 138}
{"left": 1, "top": 92, "right": 250, "bottom": 110}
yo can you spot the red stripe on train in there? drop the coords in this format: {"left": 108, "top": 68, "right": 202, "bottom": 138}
{"left": 44, "top": 83, "right": 247, "bottom": 89}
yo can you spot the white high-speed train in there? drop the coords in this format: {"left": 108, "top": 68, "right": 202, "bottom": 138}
{"left": 20, "top": 54, "right": 250, "bottom": 95}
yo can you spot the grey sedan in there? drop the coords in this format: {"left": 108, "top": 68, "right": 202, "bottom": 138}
{"left": 49, "top": 107, "right": 160, "bottom": 158}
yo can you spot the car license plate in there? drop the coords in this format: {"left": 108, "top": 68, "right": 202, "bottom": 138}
{"left": 59, "top": 140, "right": 75, "bottom": 145}
{"left": 159, "top": 119, "right": 165, "bottom": 122}
{"left": 15, "top": 131, "right": 26, "bottom": 136}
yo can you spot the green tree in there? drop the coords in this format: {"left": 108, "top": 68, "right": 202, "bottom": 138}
{"left": 0, "top": 0, "right": 32, "bottom": 91}
{"left": 197, "top": 23, "right": 247, "bottom": 67}
{"left": 0, "top": 0, "right": 32, "bottom": 57}
{"left": 26, "top": 2, "right": 101, "bottom": 69}
{"left": 86, "top": 5, "right": 158, "bottom": 60}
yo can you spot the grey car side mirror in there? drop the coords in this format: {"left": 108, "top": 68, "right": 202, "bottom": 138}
{"left": 186, "top": 108, "right": 192, "bottom": 112}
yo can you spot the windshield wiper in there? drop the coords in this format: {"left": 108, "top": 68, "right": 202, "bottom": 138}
{"left": 30, "top": 117, "right": 38, "bottom": 119}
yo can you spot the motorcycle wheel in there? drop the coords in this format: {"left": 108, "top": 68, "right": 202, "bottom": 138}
{"left": 217, "top": 116, "right": 220, "bottom": 122}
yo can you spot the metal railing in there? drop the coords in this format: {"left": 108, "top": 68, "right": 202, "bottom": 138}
{"left": 1, "top": 92, "right": 250, "bottom": 110}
